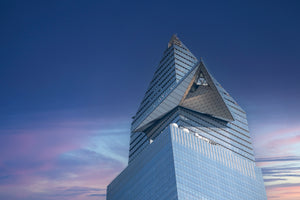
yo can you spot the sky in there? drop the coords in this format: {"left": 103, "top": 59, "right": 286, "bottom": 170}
{"left": 0, "top": 0, "right": 299, "bottom": 199}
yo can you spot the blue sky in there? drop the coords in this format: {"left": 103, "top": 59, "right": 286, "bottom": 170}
{"left": 0, "top": 0, "right": 300, "bottom": 199}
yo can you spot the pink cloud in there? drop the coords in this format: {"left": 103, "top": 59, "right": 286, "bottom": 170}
{"left": 253, "top": 125, "right": 300, "bottom": 157}
{"left": 254, "top": 126, "right": 300, "bottom": 143}
{"left": 267, "top": 185, "right": 300, "bottom": 200}
{"left": 0, "top": 115, "right": 128, "bottom": 200}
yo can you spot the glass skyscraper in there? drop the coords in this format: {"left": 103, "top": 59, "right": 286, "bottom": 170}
{"left": 106, "top": 35, "right": 267, "bottom": 200}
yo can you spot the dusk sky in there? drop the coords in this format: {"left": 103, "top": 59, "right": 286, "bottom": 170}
{"left": 1, "top": 0, "right": 300, "bottom": 199}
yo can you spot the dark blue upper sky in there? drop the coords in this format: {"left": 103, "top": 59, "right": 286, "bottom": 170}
{"left": 1, "top": 0, "right": 300, "bottom": 125}
{"left": 0, "top": 1, "right": 300, "bottom": 199}
{"left": 1, "top": 0, "right": 300, "bottom": 123}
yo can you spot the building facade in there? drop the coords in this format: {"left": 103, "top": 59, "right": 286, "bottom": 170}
{"left": 106, "top": 35, "right": 267, "bottom": 200}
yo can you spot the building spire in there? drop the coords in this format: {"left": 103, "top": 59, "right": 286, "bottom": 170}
{"left": 168, "top": 34, "right": 182, "bottom": 48}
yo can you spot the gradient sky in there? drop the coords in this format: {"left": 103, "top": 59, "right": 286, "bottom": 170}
{"left": 0, "top": 0, "right": 300, "bottom": 199}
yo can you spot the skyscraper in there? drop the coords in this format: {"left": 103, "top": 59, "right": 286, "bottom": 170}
{"left": 106, "top": 35, "right": 267, "bottom": 200}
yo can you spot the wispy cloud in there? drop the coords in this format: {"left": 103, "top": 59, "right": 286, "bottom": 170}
{"left": 88, "top": 193, "right": 106, "bottom": 197}
{"left": 253, "top": 124, "right": 300, "bottom": 200}
{"left": 256, "top": 156, "right": 300, "bottom": 163}
{"left": 264, "top": 178, "right": 286, "bottom": 182}
{"left": 0, "top": 111, "right": 130, "bottom": 200}
{"left": 1, "top": 108, "right": 299, "bottom": 199}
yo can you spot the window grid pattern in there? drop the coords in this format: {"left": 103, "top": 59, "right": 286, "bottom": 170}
{"left": 171, "top": 125, "right": 267, "bottom": 200}
{"left": 107, "top": 127, "right": 178, "bottom": 200}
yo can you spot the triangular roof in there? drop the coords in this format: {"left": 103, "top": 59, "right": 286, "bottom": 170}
{"left": 180, "top": 60, "right": 234, "bottom": 121}
{"left": 131, "top": 35, "right": 238, "bottom": 133}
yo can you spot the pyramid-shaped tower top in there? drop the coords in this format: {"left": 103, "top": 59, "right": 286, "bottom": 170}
{"left": 131, "top": 35, "right": 242, "bottom": 132}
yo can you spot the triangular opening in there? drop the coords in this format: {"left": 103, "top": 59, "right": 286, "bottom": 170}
{"left": 180, "top": 62, "right": 234, "bottom": 122}
{"left": 189, "top": 71, "right": 209, "bottom": 93}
